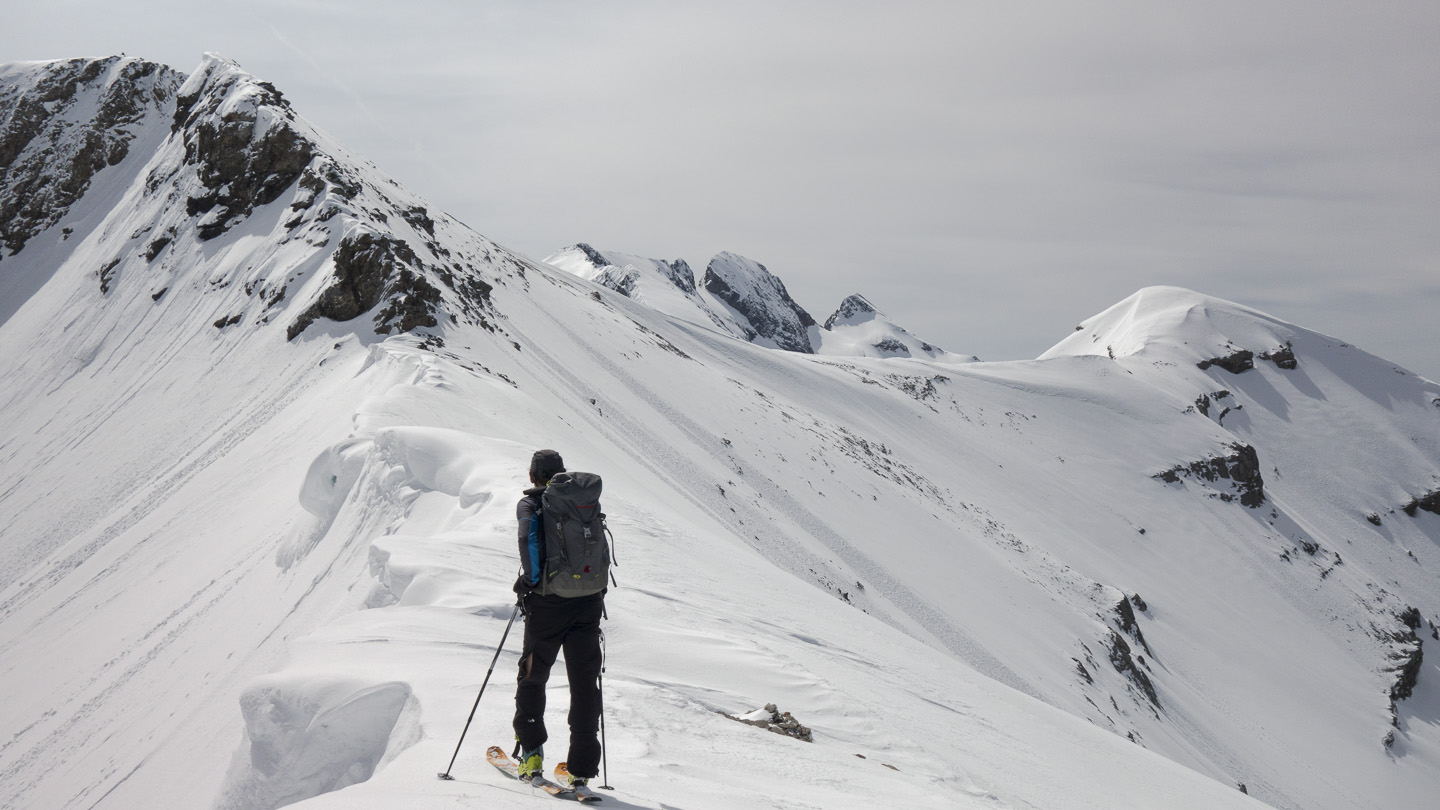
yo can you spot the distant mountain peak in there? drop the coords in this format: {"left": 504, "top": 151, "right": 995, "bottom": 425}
{"left": 1043, "top": 286, "right": 1301, "bottom": 369}
{"left": 547, "top": 243, "right": 969, "bottom": 361}
{"left": 571, "top": 241, "right": 610, "bottom": 268}
{"left": 824, "top": 293, "right": 880, "bottom": 329}
{"left": 701, "top": 251, "right": 817, "bottom": 353}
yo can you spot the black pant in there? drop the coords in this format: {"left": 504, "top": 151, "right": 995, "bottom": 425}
{"left": 513, "top": 592, "right": 605, "bottom": 778}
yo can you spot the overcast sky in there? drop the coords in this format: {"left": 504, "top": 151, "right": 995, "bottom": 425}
{"left": 6, "top": 1, "right": 1438, "bottom": 379}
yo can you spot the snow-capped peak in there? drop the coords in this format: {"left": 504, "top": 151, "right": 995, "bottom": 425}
{"left": 700, "top": 251, "right": 817, "bottom": 353}
{"left": 823, "top": 293, "right": 880, "bottom": 329}
{"left": 812, "top": 292, "right": 974, "bottom": 362}
{"left": 548, "top": 244, "right": 967, "bottom": 360}
{"left": 1041, "top": 285, "right": 1299, "bottom": 367}
{"left": 0, "top": 53, "right": 505, "bottom": 348}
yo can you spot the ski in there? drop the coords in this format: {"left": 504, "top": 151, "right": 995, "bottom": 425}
{"left": 555, "top": 762, "right": 604, "bottom": 802}
{"left": 487, "top": 745, "right": 573, "bottom": 798}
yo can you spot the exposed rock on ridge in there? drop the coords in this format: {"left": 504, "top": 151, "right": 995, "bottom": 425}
{"left": 288, "top": 233, "right": 440, "bottom": 340}
{"left": 0, "top": 57, "right": 182, "bottom": 257}
{"left": 167, "top": 57, "right": 315, "bottom": 241}
{"left": 0, "top": 53, "right": 501, "bottom": 344}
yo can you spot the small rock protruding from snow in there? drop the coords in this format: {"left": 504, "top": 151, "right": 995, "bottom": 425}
{"left": 721, "top": 702, "right": 814, "bottom": 742}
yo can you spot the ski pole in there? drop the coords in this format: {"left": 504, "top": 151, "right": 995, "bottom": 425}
{"left": 438, "top": 602, "right": 521, "bottom": 780}
{"left": 598, "top": 628, "right": 613, "bottom": 790}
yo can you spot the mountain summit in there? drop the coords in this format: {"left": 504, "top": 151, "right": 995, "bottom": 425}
{"left": 2, "top": 56, "right": 1438, "bottom": 810}
{"left": 546, "top": 243, "right": 970, "bottom": 361}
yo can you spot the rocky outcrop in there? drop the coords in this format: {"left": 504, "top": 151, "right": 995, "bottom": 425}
{"left": 1197, "top": 349, "right": 1254, "bottom": 374}
{"left": 1197, "top": 344, "right": 1296, "bottom": 373}
{"left": 589, "top": 264, "right": 641, "bottom": 298}
{"left": 1115, "top": 595, "right": 1153, "bottom": 657}
{"left": 720, "top": 703, "right": 813, "bottom": 742}
{"left": 1260, "top": 343, "right": 1298, "bottom": 369}
{"left": 171, "top": 59, "right": 315, "bottom": 241}
{"left": 1154, "top": 443, "right": 1265, "bottom": 508}
{"left": 0, "top": 57, "right": 182, "bottom": 257}
{"left": 1383, "top": 608, "right": 1425, "bottom": 738}
{"left": 1106, "top": 631, "right": 1160, "bottom": 708}
{"left": 657, "top": 257, "right": 696, "bottom": 295}
{"left": 289, "top": 233, "right": 436, "bottom": 339}
{"left": 1401, "top": 489, "right": 1440, "bottom": 517}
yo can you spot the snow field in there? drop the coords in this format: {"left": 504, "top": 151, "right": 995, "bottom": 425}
{"left": 221, "top": 402, "right": 1265, "bottom": 810}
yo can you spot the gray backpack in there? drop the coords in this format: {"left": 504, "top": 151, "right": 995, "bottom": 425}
{"left": 539, "top": 471, "right": 613, "bottom": 597}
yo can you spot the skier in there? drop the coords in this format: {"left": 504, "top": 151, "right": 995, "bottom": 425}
{"left": 512, "top": 449, "right": 606, "bottom": 789}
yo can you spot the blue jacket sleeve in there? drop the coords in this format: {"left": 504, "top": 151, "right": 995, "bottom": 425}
{"left": 516, "top": 494, "right": 543, "bottom": 590}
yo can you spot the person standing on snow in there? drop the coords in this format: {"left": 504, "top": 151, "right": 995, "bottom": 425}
{"left": 512, "top": 449, "right": 606, "bottom": 787}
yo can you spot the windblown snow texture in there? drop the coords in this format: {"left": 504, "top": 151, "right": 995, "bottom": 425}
{"left": 3, "top": 56, "right": 1439, "bottom": 810}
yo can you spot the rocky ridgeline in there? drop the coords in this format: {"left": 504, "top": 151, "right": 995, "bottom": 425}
{"left": 1, "top": 55, "right": 499, "bottom": 344}
{"left": 166, "top": 59, "right": 314, "bottom": 241}
{"left": 1, "top": 57, "right": 182, "bottom": 258}
{"left": 551, "top": 244, "right": 960, "bottom": 360}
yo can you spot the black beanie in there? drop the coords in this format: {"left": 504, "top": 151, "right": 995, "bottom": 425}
{"left": 530, "top": 449, "right": 565, "bottom": 482}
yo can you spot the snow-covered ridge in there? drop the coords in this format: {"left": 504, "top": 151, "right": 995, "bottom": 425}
{"left": 2, "top": 55, "right": 1439, "bottom": 810}
{"left": 1045, "top": 285, "right": 1302, "bottom": 366}
{"left": 546, "top": 243, "right": 971, "bottom": 361}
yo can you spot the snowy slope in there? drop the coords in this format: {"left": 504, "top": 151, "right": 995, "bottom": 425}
{"left": 2, "top": 56, "right": 1439, "bottom": 810}
{"left": 546, "top": 243, "right": 969, "bottom": 361}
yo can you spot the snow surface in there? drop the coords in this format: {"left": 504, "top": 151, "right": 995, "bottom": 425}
{"left": 3, "top": 56, "right": 1439, "bottom": 810}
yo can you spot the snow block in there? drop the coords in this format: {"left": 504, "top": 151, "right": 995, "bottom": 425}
{"left": 217, "top": 678, "right": 418, "bottom": 810}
